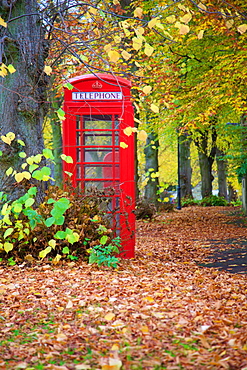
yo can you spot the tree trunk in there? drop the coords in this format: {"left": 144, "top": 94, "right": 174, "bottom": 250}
{"left": 216, "top": 148, "right": 228, "bottom": 199}
{"left": 194, "top": 127, "right": 217, "bottom": 198}
{"left": 179, "top": 133, "right": 192, "bottom": 198}
{"left": 144, "top": 131, "right": 159, "bottom": 204}
{"left": 0, "top": 0, "right": 48, "bottom": 199}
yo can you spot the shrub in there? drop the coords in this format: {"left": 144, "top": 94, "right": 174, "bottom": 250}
{"left": 200, "top": 195, "right": 228, "bottom": 207}
{"left": 181, "top": 197, "right": 200, "bottom": 207}
{"left": 0, "top": 133, "right": 120, "bottom": 266}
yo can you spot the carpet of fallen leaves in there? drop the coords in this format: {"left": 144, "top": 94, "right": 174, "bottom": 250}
{"left": 0, "top": 206, "right": 246, "bottom": 370}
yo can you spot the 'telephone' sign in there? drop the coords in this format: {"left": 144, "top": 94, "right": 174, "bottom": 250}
{"left": 72, "top": 91, "right": 123, "bottom": 100}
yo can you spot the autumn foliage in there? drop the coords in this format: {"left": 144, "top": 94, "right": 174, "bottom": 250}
{"left": 0, "top": 206, "right": 246, "bottom": 369}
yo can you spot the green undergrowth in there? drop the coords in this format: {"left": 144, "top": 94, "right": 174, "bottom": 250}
{"left": 0, "top": 132, "right": 120, "bottom": 267}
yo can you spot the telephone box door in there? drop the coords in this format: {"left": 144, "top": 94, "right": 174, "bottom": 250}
{"left": 63, "top": 74, "right": 135, "bottom": 258}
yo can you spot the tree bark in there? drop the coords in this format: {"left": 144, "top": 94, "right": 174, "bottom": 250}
{"left": 194, "top": 127, "right": 217, "bottom": 198}
{"left": 144, "top": 131, "right": 159, "bottom": 204}
{"left": 216, "top": 148, "right": 228, "bottom": 199}
{"left": 179, "top": 133, "right": 192, "bottom": 198}
{"left": 0, "top": 0, "right": 48, "bottom": 199}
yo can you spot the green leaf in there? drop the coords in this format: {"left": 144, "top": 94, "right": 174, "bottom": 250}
{"left": 29, "top": 164, "right": 39, "bottom": 173}
{"left": 13, "top": 203, "right": 22, "bottom": 213}
{"left": 45, "top": 217, "right": 55, "bottom": 227}
{"left": 43, "top": 148, "right": 54, "bottom": 160}
{"left": 61, "top": 154, "right": 73, "bottom": 163}
{"left": 47, "top": 198, "right": 55, "bottom": 204}
{"left": 56, "top": 108, "right": 66, "bottom": 121}
{"left": 64, "top": 82, "right": 74, "bottom": 90}
{"left": 0, "top": 150, "right": 2, "bottom": 156}
{"left": 4, "top": 228, "right": 14, "bottom": 239}
{"left": 66, "top": 232, "right": 80, "bottom": 244}
{"left": 17, "top": 139, "right": 25, "bottom": 146}
{"left": 52, "top": 215, "right": 65, "bottom": 225}
{"left": 54, "top": 230, "right": 66, "bottom": 239}
{"left": 100, "top": 235, "right": 108, "bottom": 245}
{"left": 62, "top": 246, "right": 70, "bottom": 254}
{"left": 19, "top": 152, "right": 26, "bottom": 158}
{"left": 27, "top": 187, "right": 37, "bottom": 196}
{"left": 24, "top": 198, "right": 35, "bottom": 208}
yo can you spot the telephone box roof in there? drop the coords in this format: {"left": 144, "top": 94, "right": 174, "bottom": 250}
{"left": 67, "top": 73, "right": 132, "bottom": 88}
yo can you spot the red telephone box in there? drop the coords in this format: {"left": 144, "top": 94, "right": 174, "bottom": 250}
{"left": 63, "top": 73, "right": 135, "bottom": 258}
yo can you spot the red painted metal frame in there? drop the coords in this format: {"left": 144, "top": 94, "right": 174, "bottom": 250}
{"left": 63, "top": 74, "right": 135, "bottom": 258}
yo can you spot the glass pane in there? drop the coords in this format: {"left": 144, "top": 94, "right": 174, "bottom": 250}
{"left": 84, "top": 165, "right": 119, "bottom": 179}
{"left": 84, "top": 115, "right": 112, "bottom": 130}
{"left": 85, "top": 166, "right": 103, "bottom": 179}
{"left": 84, "top": 181, "right": 120, "bottom": 191}
{"left": 84, "top": 132, "right": 112, "bottom": 146}
{"left": 84, "top": 149, "right": 114, "bottom": 163}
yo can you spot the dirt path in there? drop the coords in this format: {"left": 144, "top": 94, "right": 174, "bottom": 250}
{"left": 0, "top": 206, "right": 246, "bottom": 370}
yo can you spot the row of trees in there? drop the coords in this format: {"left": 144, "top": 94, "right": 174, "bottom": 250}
{"left": 0, "top": 0, "right": 247, "bottom": 205}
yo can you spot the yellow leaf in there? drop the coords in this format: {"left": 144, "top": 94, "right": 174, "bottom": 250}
{"left": 48, "top": 239, "right": 56, "bottom": 249}
{"left": 123, "top": 127, "right": 134, "bottom": 136}
{"left": 120, "top": 142, "right": 128, "bottom": 149}
{"left": 15, "top": 173, "right": 24, "bottom": 183}
{"left": 150, "top": 103, "right": 159, "bottom": 114}
{"left": 6, "top": 64, "right": 16, "bottom": 74}
{"left": 44, "top": 65, "right": 52, "bottom": 75}
{"left": 104, "top": 312, "right": 115, "bottom": 321}
{"left": 113, "top": 0, "right": 120, "bottom": 4}
{"left": 180, "top": 13, "right": 192, "bottom": 24}
{"left": 175, "top": 22, "right": 190, "bottom": 35}
{"left": 0, "top": 16, "right": 7, "bottom": 27}
{"left": 166, "top": 15, "right": 176, "bottom": 23}
{"left": 148, "top": 17, "right": 158, "bottom": 29}
{"left": 226, "top": 19, "right": 234, "bottom": 29}
{"left": 134, "top": 7, "right": 143, "bottom": 18}
{"left": 132, "top": 37, "right": 143, "bottom": 51}
{"left": 155, "top": 20, "right": 164, "bottom": 30}
{"left": 89, "top": 6, "right": 97, "bottom": 15}
{"left": 22, "top": 171, "right": 31, "bottom": 180}
{"left": 4, "top": 242, "right": 14, "bottom": 253}
{"left": 140, "top": 325, "right": 149, "bottom": 334}
{"left": 198, "top": 30, "right": 204, "bottom": 39}
{"left": 237, "top": 24, "right": 247, "bottom": 34}
{"left": 52, "top": 254, "right": 62, "bottom": 265}
{"left": 39, "top": 246, "right": 52, "bottom": 259}
{"left": 137, "top": 130, "right": 148, "bottom": 142}
{"left": 114, "top": 36, "right": 121, "bottom": 43}
{"left": 1, "top": 135, "right": 10, "bottom": 145}
{"left": 104, "top": 43, "right": 112, "bottom": 53}
{"left": 144, "top": 43, "right": 154, "bottom": 56}
{"left": 198, "top": 2, "right": 207, "bottom": 11}
{"left": 108, "top": 50, "right": 120, "bottom": 63}
{"left": 7, "top": 132, "right": 15, "bottom": 141}
{"left": 143, "top": 85, "right": 152, "bottom": 94}
{"left": 135, "top": 27, "right": 145, "bottom": 37}
{"left": 121, "top": 50, "right": 131, "bottom": 61}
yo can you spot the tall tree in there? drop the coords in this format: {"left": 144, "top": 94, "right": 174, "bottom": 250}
{"left": 0, "top": 0, "right": 48, "bottom": 198}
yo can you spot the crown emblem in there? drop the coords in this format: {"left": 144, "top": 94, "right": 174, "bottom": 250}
{"left": 92, "top": 81, "right": 103, "bottom": 89}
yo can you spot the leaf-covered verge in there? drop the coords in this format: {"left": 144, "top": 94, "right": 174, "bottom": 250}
{"left": 0, "top": 206, "right": 246, "bottom": 370}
